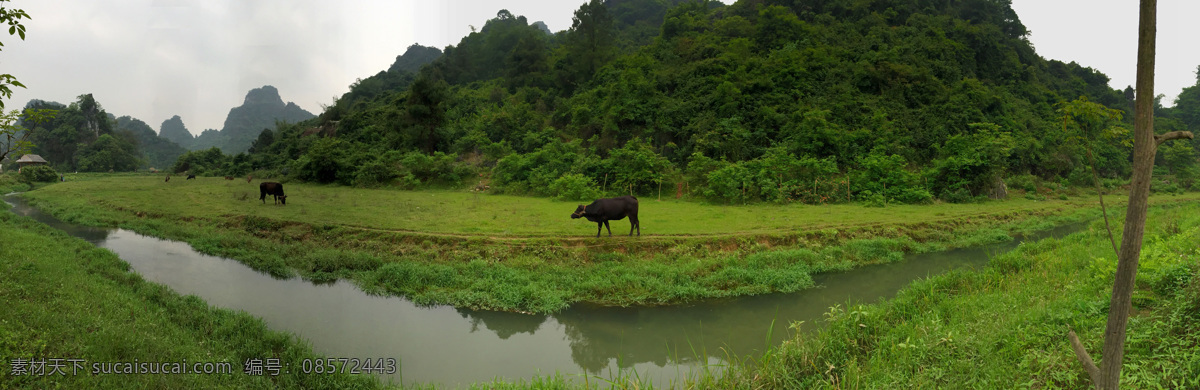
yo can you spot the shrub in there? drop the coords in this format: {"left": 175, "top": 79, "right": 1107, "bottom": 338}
{"left": 1006, "top": 174, "right": 1039, "bottom": 192}
{"left": 19, "top": 164, "right": 59, "bottom": 183}
{"left": 352, "top": 160, "right": 397, "bottom": 187}
{"left": 861, "top": 190, "right": 886, "bottom": 207}
{"left": 895, "top": 187, "right": 933, "bottom": 204}
{"left": 941, "top": 187, "right": 976, "bottom": 203}
{"left": 854, "top": 150, "right": 928, "bottom": 204}
{"left": 550, "top": 173, "right": 601, "bottom": 201}
{"left": 1151, "top": 180, "right": 1183, "bottom": 195}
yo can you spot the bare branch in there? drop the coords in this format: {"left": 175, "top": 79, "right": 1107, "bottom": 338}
{"left": 1068, "top": 329, "right": 1103, "bottom": 390}
{"left": 1084, "top": 145, "right": 1119, "bottom": 258}
{"left": 1154, "top": 131, "right": 1193, "bottom": 147}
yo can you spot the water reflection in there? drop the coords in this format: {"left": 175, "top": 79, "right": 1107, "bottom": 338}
{"left": 457, "top": 308, "right": 547, "bottom": 340}
{"left": 3, "top": 193, "right": 1085, "bottom": 387}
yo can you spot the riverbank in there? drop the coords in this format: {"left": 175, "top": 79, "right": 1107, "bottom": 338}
{"left": 0, "top": 201, "right": 382, "bottom": 389}
{"left": 19, "top": 175, "right": 1200, "bottom": 313}
{"left": 707, "top": 201, "right": 1200, "bottom": 388}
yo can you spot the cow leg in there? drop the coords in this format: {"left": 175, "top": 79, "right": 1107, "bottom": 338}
{"left": 595, "top": 222, "right": 603, "bottom": 238}
{"left": 260, "top": 191, "right": 266, "bottom": 204}
{"left": 604, "top": 220, "right": 612, "bottom": 236}
{"left": 629, "top": 215, "right": 640, "bottom": 236}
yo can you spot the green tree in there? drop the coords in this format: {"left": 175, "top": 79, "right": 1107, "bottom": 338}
{"left": 506, "top": 33, "right": 549, "bottom": 89}
{"left": 76, "top": 133, "right": 141, "bottom": 172}
{"left": 608, "top": 137, "right": 671, "bottom": 195}
{"left": 1173, "top": 65, "right": 1200, "bottom": 131}
{"left": 404, "top": 75, "right": 448, "bottom": 154}
{"left": 561, "top": 0, "right": 614, "bottom": 90}
{"left": 0, "top": 108, "right": 53, "bottom": 166}
{"left": 248, "top": 128, "right": 275, "bottom": 154}
{"left": 0, "top": 0, "right": 30, "bottom": 111}
{"left": 929, "top": 122, "right": 1013, "bottom": 201}
{"left": 1160, "top": 140, "right": 1197, "bottom": 188}
{"left": 755, "top": 5, "right": 805, "bottom": 51}
{"left": 0, "top": 1, "right": 55, "bottom": 164}
{"left": 294, "top": 137, "right": 349, "bottom": 183}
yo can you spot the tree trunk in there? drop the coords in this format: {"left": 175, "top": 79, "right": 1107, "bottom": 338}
{"left": 1075, "top": 1, "right": 1194, "bottom": 388}
{"left": 1098, "top": 1, "right": 1158, "bottom": 388}
{"left": 1099, "top": 0, "right": 1156, "bottom": 386}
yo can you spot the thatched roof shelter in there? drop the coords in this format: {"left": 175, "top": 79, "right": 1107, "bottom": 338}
{"left": 15, "top": 154, "right": 47, "bottom": 173}
{"left": 15, "top": 154, "right": 47, "bottom": 165}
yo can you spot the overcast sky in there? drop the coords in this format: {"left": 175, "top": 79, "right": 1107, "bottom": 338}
{"left": 4, "top": 1, "right": 1199, "bottom": 137}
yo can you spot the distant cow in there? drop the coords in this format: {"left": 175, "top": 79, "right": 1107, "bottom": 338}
{"left": 259, "top": 182, "right": 287, "bottom": 205}
{"left": 224, "top": 176, "right": 234, "bottom": 180}
{"left": 186, "top": 174, "right": 196, "bottom": 180}
{"left": 164, "top": 174, "right": 170, "bottom": 182}
{"left": 247, "top": 175, "right": 253, "bottom": 183}
{"left": 571, "top": 196, "right": 640, "bottom": 238}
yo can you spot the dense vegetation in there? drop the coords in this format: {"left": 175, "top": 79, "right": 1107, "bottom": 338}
{"left": 115, "top": 115, "right": 188, "bottom": 170}
{"left": 20, "top": 95, "right": 148, "bottom": 172}
{"left": 189, "top": 0, "right": 1199, "bottom": 205}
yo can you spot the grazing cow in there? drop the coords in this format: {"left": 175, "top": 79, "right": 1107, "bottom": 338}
{"left": 247, "top": 175, "right": 253, "bottom": 183}
{"left": 259, "top": 182, "right": 287, "bottom": 205}
{"left": 164, "top": 174, "right": 170, "bottom": 182}
{"left": 224, "top": 176, "right": 234, "bottom": 180}
{"left": 186, "top": 174, "right": 196, "bottom": 180}
{"left": 571, "top": 196, "right": 640, "bottom": 238}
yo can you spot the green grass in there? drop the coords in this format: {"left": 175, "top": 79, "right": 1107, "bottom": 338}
{"left": 0, "top": 172, "right": 31, "bottom": 194}
{"left": 708, "top": 202, "right": 1200, "bottom": 389}
{"left": 20, "top": 175, "right": 1195, "bottom": 313}
{"left": 0, "top": 204, "right": 382, "bottom": 389}
{"left": 22, "top": 175, "right": 1119, "bottom": 236}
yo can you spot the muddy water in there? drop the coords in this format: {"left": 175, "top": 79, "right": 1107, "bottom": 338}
{"left": 3, "top": 194, "right": 1084, "bottom": 387}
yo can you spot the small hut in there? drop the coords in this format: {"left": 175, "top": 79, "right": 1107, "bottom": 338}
{"left": 15, "top": 154, "right": 48, "bottom": 173}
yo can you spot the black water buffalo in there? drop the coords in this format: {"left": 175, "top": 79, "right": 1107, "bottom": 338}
{"left": 571, "top": 196, "right": 640, "bottom": 238}
{"left": 259, "top": 182, "right": 287, "bottom": 205}
{"left": 186, "top": 174, "right": 196, "bottom": 180}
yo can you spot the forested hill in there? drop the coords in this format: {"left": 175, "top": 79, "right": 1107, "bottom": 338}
{"left": 234, "top": 0, "right": 1200, "bottom": 204}
{"left": 20, "top": 96, "right": 189, "bottom": 172}
{"left": 170, "top": 86, "right": 315, "bottom": 154}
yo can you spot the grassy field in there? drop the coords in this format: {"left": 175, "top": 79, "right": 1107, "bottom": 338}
{"left": 0, "top": 200, "right": 382, "bottom": 389}
{"left": 23, "top": 174, "right": 1121, "bottom": 236}
{"left": 18, "top": 174, "right": 1200, "bottom": 313}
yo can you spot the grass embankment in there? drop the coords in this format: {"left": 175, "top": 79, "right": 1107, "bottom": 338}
{"left": 0, "top": 201, "right": 381, "bottom": 389}
{"left": 703, "top": 202, "right": 1200, "bottom": 389}
{"left": 0, "top": 172, "right": 31, "bottom": 194}
{"left": 22, "top": 175, "right": 1199, "bottom": 313}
